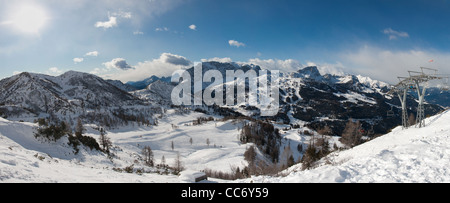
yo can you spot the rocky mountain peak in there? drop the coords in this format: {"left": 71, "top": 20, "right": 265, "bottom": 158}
{"left": 290, "top": 66, "right": 323, "bottom": 81}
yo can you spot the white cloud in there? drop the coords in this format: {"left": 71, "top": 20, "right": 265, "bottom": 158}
{"left": 189, "top": 24, "right": 197, "bottom": 31}
{"left": 94, "top": 10, "right": 133, "bottom": 29}
{"left": 155, "top": 27, "right": 169, "bottom": 32}
{"left": 306, "top": 62, "right": 317, "bottom": 67}
{"left": 201, "top": 57, "right": 233, "bottom": 63}
{"left": 0, "top": 21, "right": 13, "bottom": 26}
{"left": 112, "top": 11, "right": 132, "bottom": 19}
{"left": 96, "top": 53, "right": 191, "bottom": 82}
{"left": 47, "top": 67, "right": 63, "bottom": 75}
{"left": 85, "top": 51, "right": 99, "bottom": 57}
{"left": 339, "top": 45, "right": 450, "bottom": 84}
{"left": 247, "top": 58, "right": 302, "bottom": 72}
{"left": 133, "top": 31, "right": 144, "bottom": 35}
{"left": 73, "top": 57, "right": 84, "bottom": 64}
{"left": 95, "top": 16, "right": 118, "bottom": 29}
{"left": 314, "top": 62, "right": 346, "bottom": 76}
{"left": 90, "top": 67, "right": 105, "bottom": 75}
{"left": 383, "top": 28, "right": 409, "bottom": 40}
{"left": 103, "top": 58, "right": 133, "bottom": 70}
{"left": 160, "top": 53, "right": 192, "bottom": 66}
{"left": 228, "top": 40, "right": 246, "bottom": 47}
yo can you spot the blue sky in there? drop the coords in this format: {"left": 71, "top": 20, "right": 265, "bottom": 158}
{"left": 1, "top": 0, "right": 449, "bottom": 83}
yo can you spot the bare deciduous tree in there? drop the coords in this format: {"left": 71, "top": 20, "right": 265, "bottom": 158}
{"left": 173, "top": 152, "right": 184, "bottom": 174}
{"left": 142, "top": 146, "right": 154, "bottom": 167}
{"left": 339, "top": 119, "right": 362, "bottom": 148}
{"left": 98, "top": 127, "right": 112, "bottom": 154}
{"left": 244, "top": 145, "right": 257, "bottom": 165}
{"left": 75, "top": 118, "right": 84, "bottom": 137}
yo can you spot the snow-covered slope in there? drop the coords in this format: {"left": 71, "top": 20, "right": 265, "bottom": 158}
{"left": 240, "top": 109, "right": 450, "bottom": 183}
{"left": 0, "top": 110, "right": 250, "bottom": 182}
{"left": 0, "top": 117, "right": 134, "bottom": 182}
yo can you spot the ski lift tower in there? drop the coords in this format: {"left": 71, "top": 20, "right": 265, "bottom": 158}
{"left": 387, "top": 77, "right": 414, "bottom": 129}
{"left": 388, "top": 67, "right": 444, "bottom": 129}
{"left": 407, "top": 67, "right": 443, "bottom": 128}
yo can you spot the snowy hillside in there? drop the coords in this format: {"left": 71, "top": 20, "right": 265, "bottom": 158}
{"left": 239, "top": 109, "right": 450, "bottom": 183}
{"left": 0, "top": 110, "right": 252, "bottom": 182}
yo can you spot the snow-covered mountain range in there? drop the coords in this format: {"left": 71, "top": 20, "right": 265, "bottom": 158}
{"left": 0, "top": 62, "right": 444, "bottom": 135}
{"left": 0, "top": 61, "right": 447, "bottom": 183}
{"left": 0, "top": 71, "right": 141, "bottom": 117}
{"left": 129, "top": 62, "right": 442, "bottom": 136}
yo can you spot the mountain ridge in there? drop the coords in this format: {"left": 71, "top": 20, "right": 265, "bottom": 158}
{"left": 0, "top": 71, "right": 143, "bottom": 120}
{"left": 0, "top": 63, "right": 444, "bottom": 136}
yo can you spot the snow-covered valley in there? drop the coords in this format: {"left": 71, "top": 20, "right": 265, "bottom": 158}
{"left": 2, "top": 107, "right": 450, "bottom": 183}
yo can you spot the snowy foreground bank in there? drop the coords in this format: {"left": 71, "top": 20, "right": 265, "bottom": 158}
{"left": 239, "top": 110, "right": 450, "bottom": 183}
{"left": 1, "top": 109, "right": 450, "bottom": 183}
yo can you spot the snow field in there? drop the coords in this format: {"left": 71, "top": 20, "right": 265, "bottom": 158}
{"left": 100, "top": 110, "right": 251, "bottom": 173}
